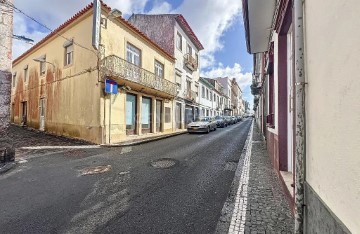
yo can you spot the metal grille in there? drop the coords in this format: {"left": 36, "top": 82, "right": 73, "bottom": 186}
{"left": 100, "top": 55, "right": 178, "bottom": 96}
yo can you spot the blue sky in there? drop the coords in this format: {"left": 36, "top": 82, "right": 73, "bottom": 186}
{"left": 12, "top": 0, "right": 253, "bottom": 107}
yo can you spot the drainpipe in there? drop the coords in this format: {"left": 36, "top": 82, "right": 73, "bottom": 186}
{"left": 294, "top": 0, "right": 306, "bottom": 233}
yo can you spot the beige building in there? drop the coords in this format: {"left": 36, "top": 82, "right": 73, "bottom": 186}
{"left": 243, "top": 0, "right": 360, "bottom": 232}
{"left": 11, "top": 2, "right": 178, "bottom": 144}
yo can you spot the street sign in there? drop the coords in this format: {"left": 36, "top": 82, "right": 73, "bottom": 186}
{"left": 105, "top": 79, "right": 118, "bottom": 95}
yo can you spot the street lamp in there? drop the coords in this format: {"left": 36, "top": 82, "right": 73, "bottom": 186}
{"left": 33, "top": 57, "right": 55, "bottom": 71}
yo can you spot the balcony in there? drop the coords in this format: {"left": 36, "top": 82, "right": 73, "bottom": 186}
{"left": 100, "top": 55, "right": 178, "bottom": 97}
{"left": 184, "top": 53, "right": 198, "bottom": 71}
{"left": 185, "top": 89, "right": 197, "bottom": 102}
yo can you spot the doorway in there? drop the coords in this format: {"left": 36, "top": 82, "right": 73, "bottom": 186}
{"left": 21, "top": 101, "right": 27, "bottom": 126}
{"left": 175, "top": 102, "right": 182, "bottom": 129}
{"left": 126, "top": 93, "right": 137, "bottom": 135}
{"left": 39, "top": 98, "right": 45, "bottom": 131}
{"left": 141, "top": 96, "right": 152, "bottom": 134}
{"left": 156, "top": 100, "right": 162, "bottom": 132}
{"left": 287, "top": 26, "right": 294, "bottom": 173}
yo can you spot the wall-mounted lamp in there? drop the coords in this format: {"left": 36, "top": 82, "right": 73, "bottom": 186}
{"left": 119, "top": 85, "right": 131, "bottom": 91}
{"left": 108, "top": 9, "right": 122, "bottom": 18}
{"left": 33, "top": 56, "right": 56, "bottom": 71}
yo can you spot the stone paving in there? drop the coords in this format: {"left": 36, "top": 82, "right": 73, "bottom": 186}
{"left": 242, "top": 125, "right": 293, "bottom": 233}
{"left": 216, "top": 122, "right": 294, "bottom": 234}
{"left": 3, "top": 124, "right": 91, "bottom": 160}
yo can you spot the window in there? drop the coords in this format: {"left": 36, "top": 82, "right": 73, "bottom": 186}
{"left": 210, "top": 91, "right": 212, "bottom": 101}
{"left": 154, "top": 60, "right": 164, "bottom": 78}
{"left": 186, "top": 44, "right": 192, "bottom": 55}
{"left": 195, "top": 53, "right": 198, "bottom": 64}
{"left": 64, "top": 44, "right": 74, "bottom": 66}
{"left": 126, "top": 43, "right": 141, "bottom": 66}
{"left": 165, "top": 107, "right": 171, "bottom": 123}
{"left": 202, "top": 86, "right": 205, "bottom": 98}
{"left": 206, "top": 89, "right": 209, "bottom": 100}
{"left": 12, "top": 72, "right": 16, "bottom": 88}
{"left": 40, "top": 56, "right": 46, "bottom": 76}
{"left": 176, "top": 32, "right": 182, "bottom": 51}
{"left": 214, "top": 94, "right": 216, "bottom": 102}
{"left": 23, "top": 66, "right": 28, "bottom": 83}
{"left": 176, "top": 73, "right": 181, "bottom": 88}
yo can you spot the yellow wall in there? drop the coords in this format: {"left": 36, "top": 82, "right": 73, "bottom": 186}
{"left": 305, "top": 1, "right": 360, "bottom": 232}
{"left": 12, "top": 11, "right": 102, "bottom": 143}
{"left": 11, "top": 7, "right": 177, "bottom": 144}
{"left": 100, "top": 10, "right": 176, "bottom": 143}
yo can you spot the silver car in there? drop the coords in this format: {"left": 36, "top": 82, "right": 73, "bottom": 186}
{"left": 187, "top": 116, "right": 217, "bottom": 134}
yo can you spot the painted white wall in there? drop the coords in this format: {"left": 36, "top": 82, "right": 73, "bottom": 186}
{"left": 174, "top": 22, "right": 200, "bottom": 99}
{"left": 305, "top": 1, "right": 360, "bottom": 232}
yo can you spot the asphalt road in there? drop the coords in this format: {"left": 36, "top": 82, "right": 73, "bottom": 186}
{"left": 0, "top": 119, "right": 252, "bottom": 234}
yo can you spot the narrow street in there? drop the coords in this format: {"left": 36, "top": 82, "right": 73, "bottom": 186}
{"left": 1, "top": 119, "right": 253, "bottom": 234}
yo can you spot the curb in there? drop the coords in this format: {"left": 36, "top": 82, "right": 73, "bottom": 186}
{"left": 215, "top": 120, "right": 254, "bottom": 234}
{"left": 0, "top": 162, "right": 17, "bottom": 175}
{"left": 101, "top": 131, "right": 188, "bottom": 147}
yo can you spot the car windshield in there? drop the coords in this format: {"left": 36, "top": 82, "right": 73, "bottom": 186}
{"left": 215, "top": 116, "right": 222, "bottom": 120}
{"left": 195, "top": 117, "right": 210, "bottom": 122}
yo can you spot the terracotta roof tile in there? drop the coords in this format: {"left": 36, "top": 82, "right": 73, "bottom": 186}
{"left": 13, "top": 1, "right": 174, "bottom": 65}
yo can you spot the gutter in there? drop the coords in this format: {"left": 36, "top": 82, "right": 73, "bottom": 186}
{"left": 294, "top": 0, "right": 306, "bottom": 232}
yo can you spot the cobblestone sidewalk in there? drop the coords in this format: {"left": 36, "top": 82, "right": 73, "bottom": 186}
{"left": 216, "top": 122, "right": 294, "bottom": 234}
{"left": 3, "top": 125, "right": 91, "bottom": 160}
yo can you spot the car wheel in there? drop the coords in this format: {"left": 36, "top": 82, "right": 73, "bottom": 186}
{"left": 214, "top": 126, "right": 217, "bottom": 131}
{"left": 206, "top": 126, "right": 210, "bottom": 134}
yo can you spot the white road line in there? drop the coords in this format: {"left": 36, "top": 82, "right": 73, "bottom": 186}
{"left": 20, "top": 145, "right": 101, "bottom": 150}
{"left": 228, "top": 122, "right": 253, "bottom": 234}
{"left": 120, "top": 146, "right": 132, "bottom": 154}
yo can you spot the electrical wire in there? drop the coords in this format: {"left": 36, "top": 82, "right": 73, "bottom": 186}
{"left": 3, "top": 0, "right": 99, "bottom": 58}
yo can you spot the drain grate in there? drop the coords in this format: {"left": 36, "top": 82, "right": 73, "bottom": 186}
{"left": 151, "top": 158, "right": 177, "bottom": 169}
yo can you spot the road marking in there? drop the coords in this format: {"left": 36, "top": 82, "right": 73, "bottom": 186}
{"left": 79, "top": 165, "right": 112, "bottom": 176}
{"left": 20, "top": 145, "right": 101, "bottom": 150}
{"left": 120, "top": 146, "right": 132, "bottom": 154}
{"left": 198, "top": 135, "right": 205, "bottom": 138}
{"left": 228, "top": 121, "right": 253, "bottom": 234}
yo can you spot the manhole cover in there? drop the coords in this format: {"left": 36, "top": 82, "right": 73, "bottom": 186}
{"left": 151, "top": 158, "right": 177, "bottom": 169}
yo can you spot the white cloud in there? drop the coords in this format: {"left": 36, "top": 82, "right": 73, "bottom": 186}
{"left": 201, "top": 63, "right": 252, "bottom": 91}
{"left": 147, "top": 0, "right": 172, "bottom": 14}
{"left": 12, "top": 0, "right": 149, "bottom": 59}
{"left": 174, "top": 0, "right": 242, "bottom": 68}
{"left": 201, "top": 63, "right": 253, "bottom": 105}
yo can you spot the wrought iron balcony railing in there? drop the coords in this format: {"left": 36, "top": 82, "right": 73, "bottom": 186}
{"left": 100, "top": 55, "right": 178, "bottom": 97}
{"left": 184, "top": 53, "right": 198, "bottom": 71}
{"left": 184, "top": 89, "right": 197, "bottom": 102}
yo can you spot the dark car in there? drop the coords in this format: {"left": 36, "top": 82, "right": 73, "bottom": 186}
{"left": 224, "top": 116, "right": 233, "bottom": 125}
{"left": 231, "top": 116, "right": 237, "bottom": 124}
{"left": 214, "top": 116, "right": 226, "bottom": 127}
{"left": 236, "top": 115, "right": 242, "bottom": 122}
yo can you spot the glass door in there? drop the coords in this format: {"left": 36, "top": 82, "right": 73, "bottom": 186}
{"left": 126, "top": 94, "right": 137, "bottom": 135}
{"left": 141, "top": 97, "right": 152, "bottom": 134}
{"left": 156, "top": 100, "right": 162, "bottom": 132}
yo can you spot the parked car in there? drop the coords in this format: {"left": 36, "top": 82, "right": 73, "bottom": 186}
{"left": 224, "top": 116, "right": 233, "bottom": 125}
{"left": 236, "top": 115, "right": 242, "bottom": 122}
{"left": 231, "top": 116, "right": 237, "bottom": 124}
{"left": 187, "top": 116, "right": 217, "bottom": 133}
{"left": 214, "top": 116, "right": 227, "bottom": 127}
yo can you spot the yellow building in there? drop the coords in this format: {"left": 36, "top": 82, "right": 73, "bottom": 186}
{"left": 11, "top": 2, "right": 178, "bottom": 144}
